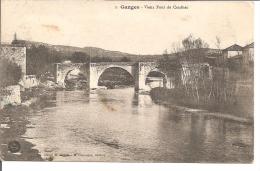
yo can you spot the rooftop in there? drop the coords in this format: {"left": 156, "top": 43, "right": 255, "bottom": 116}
{"left": 223, "top": 44, "right": 243, "bottom": 51}
{"left": 244, "top": 42, "right": 254, "bottom": 49}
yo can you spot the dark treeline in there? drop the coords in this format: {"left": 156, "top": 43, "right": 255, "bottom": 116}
{"left": 26, "top": 45, "right": 132, "bottom": 77}
{"left": 26, "top": 45, "right": 91, "bottom": 76}
{"left": 26, "top": 45, "right": 63, "bottom": 76}
{"left": 90, "top": 56, "right": 131, "bottom": 62}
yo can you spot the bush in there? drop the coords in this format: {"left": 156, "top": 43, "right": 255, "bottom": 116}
{"left": 0, "top": 58, "right": 22, "bottom": 88}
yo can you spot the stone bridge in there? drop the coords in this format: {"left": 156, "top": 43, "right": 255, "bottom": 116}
{"left": 54, "top": 63, "right": 89, "bottom": 88}
{"left": 54, "top": 62, "right": 170, "bottom": 91}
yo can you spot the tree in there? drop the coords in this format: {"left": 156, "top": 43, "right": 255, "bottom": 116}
{"left": 162, "top": 49, "right": 169, "bottom": 61}
{"left": 215, "top": 36, "right": 221, "bottom": 49}
{"left": 158, "top": 48, "right": 182, "bottom": 89}
{"left": 120, "top": 57, "right": 131, "bottom": 62}
{"left": 0, "top": 58, "right": 22, "bottom": 87}
{"left": 26, "top": 45, "right": 51, "bottom": 76}
{"left": 158, "top": 35, "right": 211, "bottom": 102}
{"left": 91, "top": 56, "right": 113, "bottom": 62}
{"left": 182, "top": 34, "right": 209, "bottom": 51}
{"left": 69, "top": 52, "right": 90, "bottom": 63}
{"left": 171, "top": 42, "right": 183, "bottom": 54}
{"left": 26, "top": 45, "right": 63, "bottom": 77}
{"left": 180, "top": 35, "right": 209, "bottom": 64}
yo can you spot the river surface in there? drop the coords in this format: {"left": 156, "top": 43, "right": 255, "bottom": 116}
{"left": 24, "top": 88, "right": 253, "bottom": 162}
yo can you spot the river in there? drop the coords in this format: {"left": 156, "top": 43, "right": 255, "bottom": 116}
{"left": 23, "top": 88, "right": 253, "bottom": 162}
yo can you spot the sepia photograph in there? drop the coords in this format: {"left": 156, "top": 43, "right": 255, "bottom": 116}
{"left": 0, "top": 0, "right": 255, "bottom": 164}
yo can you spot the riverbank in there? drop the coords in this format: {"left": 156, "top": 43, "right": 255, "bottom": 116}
{"left": 150, "top": 87, "right": 253, "bottom": 123}
{"left": 0, "top": 88, "right": 56, "bottom": 161}
{"left": 0, "top": 105, "right": 43, "bottom": 161}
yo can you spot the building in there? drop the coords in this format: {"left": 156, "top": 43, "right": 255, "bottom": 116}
{"left": 243, "top": 42, "right": 254, "bottom": 65}
{"left": 222, "top": 44, "right": 243, "bottom": 60}
{"left": 217, "top": 44, "right": 243, "bottom": 67}
{"left": 1, "top": 43, "right": 40, "bottom": 89}
{"left": 0, "top": 44, "right": 26, "bottom": 76}
{"left": 219, "top": 43, "right": 254, "bottom": 69}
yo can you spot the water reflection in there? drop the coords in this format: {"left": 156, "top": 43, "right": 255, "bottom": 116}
{"left": 24, "top": 88, "right": 253, "bottom": 162}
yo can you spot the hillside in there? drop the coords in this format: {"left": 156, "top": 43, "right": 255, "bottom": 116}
{"left": 10, "top": 40, "right": 221, "bottom": 63}
{"left": 11, "top": 40, "right": 163, "bottom": 61}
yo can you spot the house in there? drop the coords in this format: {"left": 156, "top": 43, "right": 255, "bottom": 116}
{"left": 243, "top": 42, "right": 254, "bottom": 65}
{"left": 222, "top": 44, "right": 243, "bottom": 59}
{"left": 218, "top": 44, "right": 243, "bottom": 67}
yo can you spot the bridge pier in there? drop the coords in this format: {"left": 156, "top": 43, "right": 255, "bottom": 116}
{"left": 89, "top": 63, "right": 99, "bottom": 89}
{"left": 135, "top": 62, "right": 160, "bottom": 92}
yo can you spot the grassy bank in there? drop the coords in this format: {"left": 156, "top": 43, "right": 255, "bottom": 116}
{"left": 150, "top": 87, "right": 253, "bottom": 119}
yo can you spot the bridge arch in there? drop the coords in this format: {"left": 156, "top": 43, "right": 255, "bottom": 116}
{"left": 144, "top": 68, "right": 168, "bottom": 90}
{"left": 89, "top": 63, "right": 135, "bottom": 89}
{"left": 64, "top": 69, "right": 79, "bottom": 80}
{"left": 145, "top": 68, "right": 167, "bottom": 79}
{"left": 64, "top": 68, "right": 88, "bottom": 89}
{"left": 97, "top": 67, "right": 135, "bottom": 88}
{"left": 55, "top": 63, "right": 88, "bottom": 88}
{"left": 98, "top": 66, "right": 134, "bottom": 79}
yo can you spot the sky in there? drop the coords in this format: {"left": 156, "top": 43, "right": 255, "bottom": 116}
{"left": 1, "top": 0, "right": 254, "bottom": 55}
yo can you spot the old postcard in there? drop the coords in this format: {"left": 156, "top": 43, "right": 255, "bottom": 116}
{"left": 0, "top": 0, "right": 254, "bottom": 163}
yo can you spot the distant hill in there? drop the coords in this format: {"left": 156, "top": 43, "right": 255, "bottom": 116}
{"left": 10, "top": 39, "right": 222, "bottom": 63}
{"left": 11, "top": 40, "right": 163, "bottom": 62}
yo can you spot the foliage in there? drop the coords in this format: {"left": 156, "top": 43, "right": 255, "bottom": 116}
{"left": 120, "top": 57, "right": 131, "bottom": 62}
{"left": 158, "top": 35, "right": 210, "bottom": 89}
{"left": 69, "top": 52, "right": 90, "bottom": 63}
{"left": 151, "top": 76, "right": 253, "bottom": 117}
{"left": 156, "top": 34, "right": 252, "bottom": 117}
{"left": 180, "top": 35, "right": 209, "bottom": 64}
{"left": 0, "top": 58, "right": 22, "bottom": 87}
{"left": 182, "top": 34, "right": 209, "bottom": 50}
{"left": 159, "top": 51, "right": 182, "bottom": 72}
{"left": 158, "top": 35, "right": 212, "bottom": 98}
{"left": 158, "top": 34, "right": 209, "bottom": 67}
{"left": 26, "top": 45, "right": 63, "bottom": 76}
{"left": 90, "top": 56, "right": 113, "bottom": 62}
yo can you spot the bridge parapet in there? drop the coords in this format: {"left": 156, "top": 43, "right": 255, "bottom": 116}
{"left": 90, "top": 62, "right": 136, "bottom": 66}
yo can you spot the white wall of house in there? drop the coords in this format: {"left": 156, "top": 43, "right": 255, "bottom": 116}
{"left": 226, "top": 50, "right": 243, "bottom": 58}
{"left": 246, "top": 48, "right": 254, "bottom": 61}
{"left": 241, "top": 47, "right": 254, "bottom": 65}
